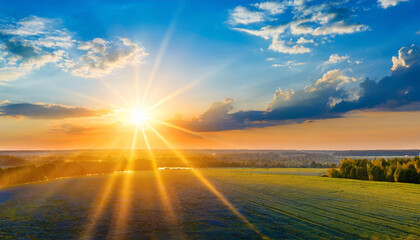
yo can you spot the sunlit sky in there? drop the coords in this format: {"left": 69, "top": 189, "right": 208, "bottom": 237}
{"left": 0, "top": 0, "right": 419, "bottom": 150}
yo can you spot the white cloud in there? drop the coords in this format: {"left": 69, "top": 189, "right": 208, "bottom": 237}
{"left": 71, "top": 37, "right": 148, "bottom": 78}
{"left": 233, "top": 23, "right": 288, "bottom": 40}
{"left": 0, "top": 16, "right": 147, "bottom": 81}
{"left": 265, "top": 89, "right": 294, "bottom": 111}
{"left": 290, "top": 24, "right": 314, "bottom": 35}
{"left": 230, "top": 1, "right": 369, "bottom": 54}
{"left": 272, "top": 60, "right": 305, "bottom": 68}
{"left": 266, "top": 57, "right": 275, "bottom": 61}
{"left": 254, "top": 1, "right": 288, "bottom": 15}
{"left": 391, "top": 45, "right": 420, "bottom": 71}
{"left": 269, "top": 38, "right": 310, "bottom": 54}
{"left": 312, "top": 21, "right": 369, "bottom": 36}
{"left": 264, "top": 69, "right": 358, "bottom": 113}
{"left": 0, "top": 48, "right": 65, "bottom": 81}
{"left": 311, "top": 69, "right": 357, "bottom": 91}
{"left": 325, "top": 54, "right": 349, "bottom": 64}
{"left": 0, "top": 99, "right": 10, "bottom": 105}
{"left": 378, "top": 0, "right": 408, "bottom": 9}
{"left": 228, "top": 6, "right": 266, "bottom": 25}
{"left": 0, "top": 16, "right": 74, "bottom": 48}
{"left": 296, "top": 37, "right": 314, "bottom": 44}
{"left": 0, "top": 16, "right": 74, "bottom": 81}
{"left": 228, "top": 1, "right": 289, "bottom": 25}
{"left": 200, "top": 98, "right": 234, "bottom": 121}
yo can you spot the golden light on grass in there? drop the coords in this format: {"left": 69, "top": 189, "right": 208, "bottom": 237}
{"left": 107, "top": 122, "right": 140, "bottom": 238}
{"left": 139, "top": 123, "right": 177, "bottom": 223}
{"left": 81, "top": 137, "right": 129, "bottom": 240}
{"left": 144, "top": 122, "right": 265, "bottom": 238}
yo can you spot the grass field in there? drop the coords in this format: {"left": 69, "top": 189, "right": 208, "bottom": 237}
{"left": 0, "top": 168, "right": 419, "bottom": 239}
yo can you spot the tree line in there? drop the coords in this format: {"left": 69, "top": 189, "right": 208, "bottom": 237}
{"left": 0, "top": 156, "right": 338, "bottom": 188}
{"left": 0, "top": 160, "right": 154, "bottom": 188}
{"left": 327, "top": 157, "right": 420, "bottom": 184}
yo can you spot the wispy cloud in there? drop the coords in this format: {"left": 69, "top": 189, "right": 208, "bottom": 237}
{"left": 253, "top": 1, "right": 288, "bottom": 15}
{"left": 228, "top": 6, "right": 267, "bottom": 25}
{"left": 46, "top": 123, "right": 93, "bottom": 134}
{"left": 272, "top": 60, "right": 305, "bottom": 69}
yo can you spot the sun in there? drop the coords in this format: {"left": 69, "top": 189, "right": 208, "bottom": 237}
{"left": 127, "top": 108, "right": 150, "bottom": 125}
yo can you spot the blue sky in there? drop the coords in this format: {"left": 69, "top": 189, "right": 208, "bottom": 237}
{"left": 0, "top": 0, "right": 419, "bottom": 149}
{"left": 1, "top": 0, "right": 418, "bottom": 108}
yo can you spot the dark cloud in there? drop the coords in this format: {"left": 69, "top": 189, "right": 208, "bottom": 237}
{"left": 0, "top": 102, "right": 110, "bottom": 119}
{"left": 182, "top": 98, "right": 241, "bottom": 132}
{"left": 4, "top": 39, "right": 39, "bottom": 59}
{"left": 332, "top": 45, "right": 420, "bottom": 112}
{"left": 181, "top": 45, "right": 420, "bottom": 132}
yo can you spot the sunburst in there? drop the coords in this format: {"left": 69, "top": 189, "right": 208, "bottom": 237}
{"left": 79, "top": 24, "right": 262, "bottom": 240}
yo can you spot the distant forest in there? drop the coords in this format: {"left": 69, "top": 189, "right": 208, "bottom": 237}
{"left": 1, "top": 150, "right": 419, "bottom": 188}
{"left": 327, "top": 157, "right": 420, "bottom": 184}
{"left": 0, "top": 151, "right": 338, "bottom": 187}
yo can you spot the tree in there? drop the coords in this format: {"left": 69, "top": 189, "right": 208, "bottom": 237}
{"left": 356, "top": 167, "right": 368, "bottom": 180}
{"left": 368, "top": 165, "right": 384, "bottom": 181}
{"left": 327, "top": 168, "right": 341, "bottom": 178}
{"left": 349, "top": 166, "right": 358, "bottom": 179}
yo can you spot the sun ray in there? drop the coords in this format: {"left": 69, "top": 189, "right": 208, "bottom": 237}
{"left": 80, "top": 136, "right": 128, "bottom": 240}
{"left": 53, "top": 87, "right": 121, "bottom": 110}
{"left": 155, "top": 119, "right": 204, "bottom": 138}
{"left": 139, "top": 123, "right": 177, "bottom": 223}
{"left": 146, "top": 55, "right": 240, "bottom": 114}
{"left": 106, "top": 124, "right": 140, "bottom": 239}
{"left": 44, "top": 131, "right": 129, "bottom": 219}
{"left": 146, "top": 80, "right": 199, "bottom": 113}
{"left": 141, "top": 18, "right": 178, "bottom": 108}
{"left": 143, "top": 122, "right": 265, "bottom": 238}
{"left": 95, "top": 78, "right": 132, "bottom": 109}
{"left": 155, "top": 119, "right": 241, "bottom": 148}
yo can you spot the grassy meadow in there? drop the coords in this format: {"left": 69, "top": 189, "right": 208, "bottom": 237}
{"left": 0, "top": 168, "right": 419, "bottom": 239}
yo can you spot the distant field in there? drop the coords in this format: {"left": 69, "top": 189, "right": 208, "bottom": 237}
{"left": 0, "top": 168, "right": 419, "bottom": 239}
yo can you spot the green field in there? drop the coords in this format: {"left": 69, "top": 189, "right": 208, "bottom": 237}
{"left": 0, "top": 168, "right": 419, "bottom": 239}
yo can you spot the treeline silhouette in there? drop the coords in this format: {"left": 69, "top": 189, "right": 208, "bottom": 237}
{"left": 327, "top": 157, "right": 420, "bottom": 184}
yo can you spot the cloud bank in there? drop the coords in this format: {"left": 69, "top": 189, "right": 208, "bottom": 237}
{"left": 0, "top": 102, "right": 110, "bottom": 119}
{"left": 0, "top": 16, "right": 147, "bottom": 81}
{"left": 181, "top": 45, "right": 420, "bottom": 131}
